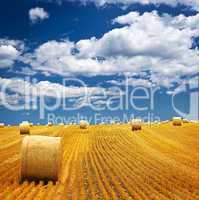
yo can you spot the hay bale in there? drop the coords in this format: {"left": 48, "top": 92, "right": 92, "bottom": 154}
{"left": 30, "top": 123, "right": 33, "bottom": 127}
{"left": 132, "top": 124, "right": 142, "bottom": 131}
{"left": 47, "top": 122, "right": 53, "bottom": 126}
{"left": 59, "top": 123, "right": 64, "bottom": 126}
{"left": 173, "top": 121, "right": 182, "bottom": 126}
{"left": 131, "top": 119, "right": 142, "bottom": 131}
{"left": 110, "top": 120, "right": 115, "bottom": 124}
{"left": 0, "top": 123, "right": 5, "bottom": 128}
{"left": 80, "top": 120, "right": 89, "bottom": 129}
{"left": 19, "top": 123, "right": 30, "bottom": 135}
{"left": 20, "top": 135, "right": 62, "bottom": 182}
{"left": 172, "top": 117, "right": 182, "bottom": 126}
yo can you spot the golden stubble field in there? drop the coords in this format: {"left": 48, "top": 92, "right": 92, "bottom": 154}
{"left": 0, "top": 122, "right": 198, "bottom": 200}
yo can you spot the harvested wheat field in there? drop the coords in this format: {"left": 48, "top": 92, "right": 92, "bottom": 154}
{"left": 0, "top": 122, "right": 198, "bottom": 200}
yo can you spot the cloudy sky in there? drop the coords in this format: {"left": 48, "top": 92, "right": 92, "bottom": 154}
{"left": 0, "top": 0, "right": 198, "bottom": 124}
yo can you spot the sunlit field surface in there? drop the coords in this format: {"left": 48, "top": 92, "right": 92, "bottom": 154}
{"left": 0, "top": 122, "right": 198, "bottom": 200}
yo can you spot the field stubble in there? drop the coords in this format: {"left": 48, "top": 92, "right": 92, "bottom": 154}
{"left": 0, "top": 123, "right": 198, "bottom": 199}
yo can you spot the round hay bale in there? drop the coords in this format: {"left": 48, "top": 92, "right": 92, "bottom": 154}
{"left": 20, "top": 135, "right": 62, "bottom": 183}
{"left": 172, "top": 117, "right": 182, "bottom": 126}
{"left": 131, "top": 119, "right": 142, "bottom": 131}
{"left": 0, "top": 123, "right": 5, "bottom": 128}
{"left": 19, "top": 123, "right": 30, "bottom": 135}
{"left": 173, "top": 121, "right": 182, "bottom": 126}
{"left": 132, "top": 124, "right": 142, "bottom": 131}
{"left": 47, "top": 122, "right": 53, "bottom": 126}
{"left": 110, "top": 120, "right": 115, "bottom": 124}
{"left": 80, "top": 120, "right": 89, "bottom": 129}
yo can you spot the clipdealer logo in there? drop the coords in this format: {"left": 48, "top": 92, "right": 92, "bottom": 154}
{"left": 172, "top": 76, "right": 199, "bottom": 120}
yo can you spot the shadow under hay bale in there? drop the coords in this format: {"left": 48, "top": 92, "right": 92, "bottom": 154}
{"left": 20, "top": 135, "right": 62, "bottom": 183}
{"left": 132, "top": 124, "right": 142, "bottom": 131}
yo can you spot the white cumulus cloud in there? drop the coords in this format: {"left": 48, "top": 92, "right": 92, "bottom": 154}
{"left": 25, "top": 11, "right": 199, "bottom": 88}
{"left": 29, "top": 7, "right": 49, "bottom": 24}
{"left": 48, "top": 0, "right": 199, "bottom": 11}
{"left": 0, "top": 39, "right": 24, "bottom": 68}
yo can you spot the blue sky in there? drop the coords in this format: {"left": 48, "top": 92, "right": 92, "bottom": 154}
{"left": 0, "top": 0, "right": 198, "bottom": 125}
